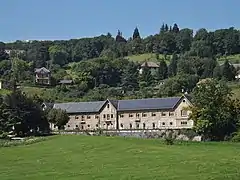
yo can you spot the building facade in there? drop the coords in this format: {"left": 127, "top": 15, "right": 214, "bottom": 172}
{"left": 51, "top": 95, "right": 193, "bottom": 131}
{"left": 35, "top": 67, "right": 51, "bottom": 85}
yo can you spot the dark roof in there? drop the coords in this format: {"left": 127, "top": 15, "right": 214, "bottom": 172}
{"left": 59, "top": 80, "right": 73, "bottom": 84}
{"left": 117, "top": 97, "right": 182, "bottom": 111}
{"left": 108, "top": 99, "right": 118, "bottom": 109}
{"left": 53, "top": 101, "right": 106, "bottom": 113}
{"left": 52, "top": 96, "right": 187, "bottom": 114}
{"left": 35, "top": 67, "right": 50, "bottom": 73}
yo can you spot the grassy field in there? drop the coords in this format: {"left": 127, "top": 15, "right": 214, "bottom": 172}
{"left": 0, "top": 135, "right": 240, "bottom": 180}
{"left": 126, "top": 53, "right": 240, "bottom": 64}
{"left": 126, "top": 53, "right": 171, "bottom": 63}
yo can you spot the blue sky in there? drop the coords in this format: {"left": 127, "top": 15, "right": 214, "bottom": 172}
{"left": 1, "top": 0, "right": 240, "bottom": 42}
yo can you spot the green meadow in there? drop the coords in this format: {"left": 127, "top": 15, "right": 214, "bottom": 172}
{"left": 0, "top": 135, "right": 240, "bottom": 180}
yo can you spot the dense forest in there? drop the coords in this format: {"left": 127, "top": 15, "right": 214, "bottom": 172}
{"left": 0, "top": 23, "right": 239, "bottom": 102}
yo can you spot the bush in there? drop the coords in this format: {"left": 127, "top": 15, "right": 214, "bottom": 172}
{"left": 231, "top": 132, "right": 240, "bottom": 142}
{"left": 164, "top": 131, "right": 175, "bottom": 145}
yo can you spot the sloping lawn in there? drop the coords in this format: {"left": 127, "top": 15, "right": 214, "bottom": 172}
{"left": 0, "top": 135, "right": 240, "bottom": 180}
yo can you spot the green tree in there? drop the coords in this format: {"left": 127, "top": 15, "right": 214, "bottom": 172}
{"left": 140, "top": 64, "right": 154, "bottom": 86}
{"left": 46, "top": 108, "right": 69, "bottom": 130}
{"left": 189, "top": 79, "right": 239, "bottom": 140}
{"left": 49, "top": 45, "right": 69, "bottom": 67}
{"left": 172, "top": 23, "right": 179, "bottom": 33}
{"left": 213, "top": 64, "right": 222, "bottom": 79}
{"left": 156, "top": 60, "right": 168, "bottom": 80}
{"left": 168, "top": 53, "right": 178, "bottom": 77}
{"left": 222, "top": 60, "right": 236, "bottom": 81}
{"left": 121, "top": 62, "right": 139, "bottom": 90}
{"left": 133, "top": 27, "right": 141, "bottom": 40}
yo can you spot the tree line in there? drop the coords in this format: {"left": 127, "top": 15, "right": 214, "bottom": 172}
{"left": 1, "top": 23, "right": 240, "bottom": 67}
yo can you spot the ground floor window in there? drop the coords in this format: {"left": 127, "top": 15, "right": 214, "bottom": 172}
{"left": 153, "top": 123, "right": 156, "bottom": 129}
{"left": 143, "top": 123, "right": 146, "bottom": 129}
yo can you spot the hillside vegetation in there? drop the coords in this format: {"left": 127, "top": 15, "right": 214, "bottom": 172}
{"left": 0, "top": 135, "right": 240, "bottom": 180}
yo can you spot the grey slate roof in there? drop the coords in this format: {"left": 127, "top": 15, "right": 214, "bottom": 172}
{"left": 52, "top": 97, "right": 185, "bottom": 114}
{"left": 35, "top": 67, "right": 50, "bottom": 73}
{"left": 117, "top": 97, "right": 182, "bottom": 111}
{"left": 53, "top": 101, "right": 106, "bottom": 113}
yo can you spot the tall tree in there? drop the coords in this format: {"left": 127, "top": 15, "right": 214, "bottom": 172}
{"left": 133, "top": 27, "right": 141, "bottom": 40}
{"left": 222, "top": 59, "right": 236, "bottom": 81}
{"left": 121, "top": 62, "right": 139, "bottom": 90}
{"left": 156, "top": 59, "right": 168, "bottom": 80}
{"left": 168, "top": 53, "right": 178, "bottom": 77}
{"left": 140, "top": 63, "right": 154, "bottom": 85}
{"left": 172, "top": 23, "right": 179, "bottom": 33}
{"left": 164, "top": 24, "right": 169, "bottom": 32}
{"left": 189, "top": 79, "right": 239, "bottom": 140}
{"left": 213, "top": 64, "right": 222, "bottom": 80}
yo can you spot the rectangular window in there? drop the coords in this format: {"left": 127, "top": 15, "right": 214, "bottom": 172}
{"left": 169, "top": 112, "right": 174, "bottom": 116}
{"left": 142, "top": 113, "right": 147, "bottom": 117}
{"left": 170, "top": 122, "right": 173, "bottom": 125}
{"left": 75, "top": 116, "right": 79, "bottom": 119}
{"left": 87, "top": 115, "right": 91, "bottom": 119}
{"left": 120, "top": 123, "right": 123, "bottom": 128}
{"left": 81, "top": 115, "right": 85, "bottom": 119}
{"left": 136, "top": 113, "right": 140, "bottom": 118}
{"left": 181, "top": 121, "right": 188, "bottom": 125}
{"left": 143, "top": 123, "right": 146, "bottom": 129}
{"left": 111, "top": 114, "right": 113, "bottom": 118}
{"left": 181, "top": 110, "right": 188, "bottom": 117}
{"left": 130, "top": 123, "right": 132, "bottom": 129}
{"left": 153, "top": 123, "right": 156, "bottom": 129}
{"left": 107, "top": 114, "right": 110, "bottom": 120}
{"left": 152, "top": 113, "right": 156, "bottom": 116}
{"left": 161, "top": 112, "right": 167, "bottom": 116}
{"left": 136, "top": 123, "right": 139, "bottom": 129}
{"left": 107, "top": 104, "right": 110, "bottom": 108}
{"left": 103, "top": 114, "right": 106, "bottom": 118}
{"left": 95, "top": 115, "right": 99, "bottom": 119}
{"left": 162, "top": 122, "right": 165, "bottom": 126}
{"left": 129, "top": 114, "right": 133, "bottom": 117}
{"left": 120, "top": 114, "right": 124, "bottom": 118}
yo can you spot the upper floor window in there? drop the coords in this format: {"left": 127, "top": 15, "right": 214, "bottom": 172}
{"left": 151, "top": 113, "right": 156, "bottom": 116}
{"left": 181, "top": 110, "right": 188, "bottom": 117}
{"left": 136, "top": 113, "right": 140, "bottom": 118}
{"left": 120, "top": 123, "right": 124, "bottom": 128}
{"left": 162, "top": 122, "right": 165, "bottom": 126}
{"left": 87, "top": 115, "right": 91, "bottom": 119}
{"left": 169, "top": 112, "right": 174, "bottom": 116}
{"left": 161, "top": 112, "right": 167, "bottom": 116}
{"left": 75, "top": 116, "right": 79, "bottom": 119}
{"left": 111, "top": 114, "right": 113, "bottom": 118}
{"left": 170, "top": 122, "right": 173, "bottom": 126}
{"left": 107, "top": 114, "right": 110, "bottom": 120}
{"left": 103, "top": 114, "right": 106, "bottom": 118}
{"left": 129, "top": 114, "right": 133, "bottom": 118}
{"left": 107, "top": 104, "right": 110, "bottom": 108}
{"left": 120, "top": 114, "right": 124, "bottom": 118}
{"left": 142, "top": 113, "right": 147, "bottom": 117}
{"left": 81, "top": 115, "right": 85, "bottom": 119}
{"left": 95, "top": 115, "right": 99, "bottom": 119}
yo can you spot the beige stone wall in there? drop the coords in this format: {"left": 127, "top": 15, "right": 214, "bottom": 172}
{"left": 118, "top": 97, "right": 193, "bottom": 130}
{"left": 59, "top": 96, "right": 193, "bottom": 131}
{"left": 64, "top": 113, "right": 100, "bottom": 130}
{"left": 99, "top": 101, "right": 117, "bottom": 130}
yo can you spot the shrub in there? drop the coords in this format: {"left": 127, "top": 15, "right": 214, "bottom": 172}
{"left": 164, "top": 131, "right": 175, "bottom": 145}
{"left": 231, "top": 132, "right": 240, "bottom": 142}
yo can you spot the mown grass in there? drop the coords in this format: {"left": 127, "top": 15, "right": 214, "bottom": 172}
{"left": 126, "top": 53, "right": 171, "bottom": 63}
{"left": 0, "top": 135, "right": 240, "bottom": 180}
{"left": 218, "top": 54, "right": 240, "bottom": 64}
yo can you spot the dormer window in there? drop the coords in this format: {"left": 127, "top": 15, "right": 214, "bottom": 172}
{"left": 107, "top": 104, "right": 110, "bottom": 108}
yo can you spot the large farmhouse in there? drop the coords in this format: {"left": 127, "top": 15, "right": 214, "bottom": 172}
{"left": 50, "top": 95, "right": 193, "bottom": 131}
